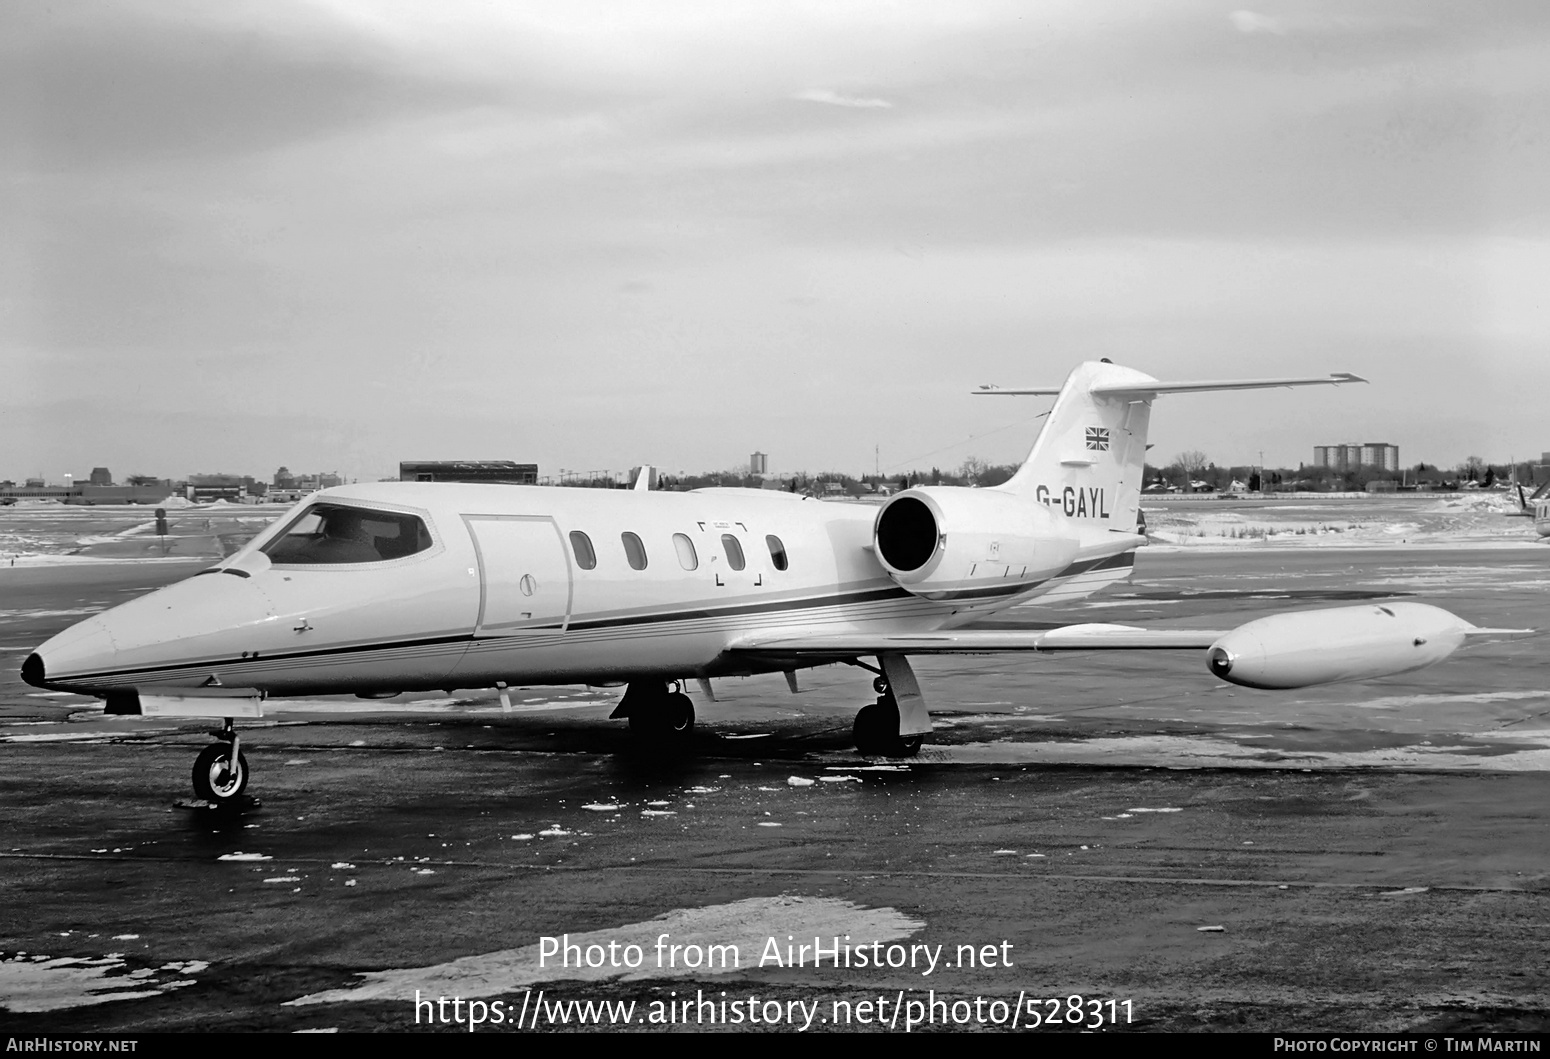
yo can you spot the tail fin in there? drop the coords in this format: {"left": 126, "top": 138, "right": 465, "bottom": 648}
{"left": 994, "top": 361, "right": 1156, "bottom": 535}
{"left": 984, "top": 361, "right": 1365, "bottom": 536}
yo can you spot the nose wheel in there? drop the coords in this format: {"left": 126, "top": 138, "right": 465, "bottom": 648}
{"left": 191, "top": 721, "right": 250, "bottom": 805}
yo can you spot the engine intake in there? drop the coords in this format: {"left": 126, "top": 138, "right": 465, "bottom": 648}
{"left": 872, "top": 487, "right": 1078, "bottom": 604}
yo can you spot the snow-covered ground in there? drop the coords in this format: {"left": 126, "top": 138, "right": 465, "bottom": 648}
{"left": 1143, "top": 492, "right": 1539, "bottom": 550}
{"left": 0, "top": 505, "right": 289, "bottom": 565}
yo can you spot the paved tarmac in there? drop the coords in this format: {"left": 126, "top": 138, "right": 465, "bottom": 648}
{"left": 1, "top": 544, "right": 1547, "bottom": 1033}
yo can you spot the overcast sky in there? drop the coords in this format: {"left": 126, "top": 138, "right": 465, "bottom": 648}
{"left": 6, "top": 1, "right": 1549, "bottom": 483}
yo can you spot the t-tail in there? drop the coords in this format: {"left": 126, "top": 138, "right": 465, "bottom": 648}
{"left": 981, "top": 360, "right": 1366, "bottom": 537}
{"left": 870, "top": 360, "right": 1361, "bottom": 612}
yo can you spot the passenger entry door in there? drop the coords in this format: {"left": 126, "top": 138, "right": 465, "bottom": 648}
{"left": 463, "top": 516, "right": 572, "bottom": 635}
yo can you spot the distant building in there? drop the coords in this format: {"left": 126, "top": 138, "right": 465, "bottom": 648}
{"left": 78, "top": 481, "right": 175, "bottom": 505}
{"left": 399, "top": 461, "right": 538, "bottom": 484}
{"left": 1313, "top": 442, "right": 1398, "bottom": 472}
{"left": 187, "top": 473, "right": 258, "bottom": 503}
{"left": 0, "top": 477, "right": 174, "bottom": 504}
{"left": 750, "top": 451, "right": 768, "bottom": 475}
{"left": 89, "top": 467, "right": 112, "bottom": 486}
{"left": 273, "top": 470, "right": 340, "bottom": 492}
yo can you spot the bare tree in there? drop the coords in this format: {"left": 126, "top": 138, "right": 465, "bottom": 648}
{"left": 1173, "top": 450, "right": 1209, "bottom": 488}
{"left": 958, "top": 455, "right": 990, "bottom": 483}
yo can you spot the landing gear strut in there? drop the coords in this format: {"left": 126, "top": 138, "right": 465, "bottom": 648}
{"left": 614, "top": 681, "right": 695, "bottom": 747}
{"left": 853, "top": 675, "right": 924, "bottom": 757}
{"left": 853, "top": 654, "right": 931, "bottom": 757}
{"left": 191, "top": 718, "right": 249, "bottom": 804}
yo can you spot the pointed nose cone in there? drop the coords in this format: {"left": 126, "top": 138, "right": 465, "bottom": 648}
{"left": 21, "top": 651, "right": 47, "bottom": 688}
{"left": 27, "top": 610, "right": 123, "bottom": 691}
{"left": 28, "top": 574, "right": 277, "bottom": 694}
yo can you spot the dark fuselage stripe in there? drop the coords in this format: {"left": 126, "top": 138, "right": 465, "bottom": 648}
{"left": 51, "top": 585, "right": 917, "bottom": 684}
{"left": 51, "top": 551, "right": 1137, "bottom": 686}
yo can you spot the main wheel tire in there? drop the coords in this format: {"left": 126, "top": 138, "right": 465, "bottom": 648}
{"left": 855, "top": 702, "right": 924, "bottom": 757}
{"left": 853, "top": 701, "right": 895, "bottom": 755}
{"left": 192, "top": 744, "right": 249, "bottom": 803}
{"left": 664, "top": 692, "right": 695, "bottom": 736}
{"left": 629, "top": 693, "right": 695, "bottom": 745}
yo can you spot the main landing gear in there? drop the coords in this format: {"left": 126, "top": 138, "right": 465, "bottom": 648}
{"left": 191, "top": 718, "right": 249, "bottom": 805}
{"left": 612, "top": 680, "right": 695, "bottom": 747}
{"left": 854, "top": 675, "right": 925, "bottom": 758}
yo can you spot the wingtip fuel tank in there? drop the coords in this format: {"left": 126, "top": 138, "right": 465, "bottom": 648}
{"left": 1206, "top": 602, "right": 1472, "bottom": 690}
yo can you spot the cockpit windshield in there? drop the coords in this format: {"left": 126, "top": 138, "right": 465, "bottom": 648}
{"left": 261, "top": 504, "right": 433, "bottom": 565}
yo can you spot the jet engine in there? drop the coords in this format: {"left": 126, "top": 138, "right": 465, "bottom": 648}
{"left": 1207, "top": 602, "right": 1472, "bottom": 689}
{"left": 872, "top": 487, "right": 1078, "bottom": 602}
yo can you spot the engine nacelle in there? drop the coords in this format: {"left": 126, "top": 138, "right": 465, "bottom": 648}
{"left": 1207, "top": 602, "right": 1471, "bottom": 689}
{"left": 872, "top": 487, "right": 1078, "bottom": 602}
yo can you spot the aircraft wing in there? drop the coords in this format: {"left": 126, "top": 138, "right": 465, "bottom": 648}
{"left": 729, "top": 624, "right": 1225, "bottom": 662}
{"left": 730, "top": 605, "right": 1531, "bottom": 689}
{"left": 976, "top": 373, "right": 1365, "bottom": 397}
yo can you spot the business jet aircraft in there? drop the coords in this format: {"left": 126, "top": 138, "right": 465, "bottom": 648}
{"left": 22, "top": 361, "right": 1498, "bottom": 805}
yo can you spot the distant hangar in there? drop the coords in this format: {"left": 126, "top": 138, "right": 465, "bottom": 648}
{"left": 399, "top": 461, "right": 538, "bottom": 485}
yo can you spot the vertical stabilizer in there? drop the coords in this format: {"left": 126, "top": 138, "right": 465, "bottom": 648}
{"left": 994, "top": 362, "right": 1155, "bottom": 535}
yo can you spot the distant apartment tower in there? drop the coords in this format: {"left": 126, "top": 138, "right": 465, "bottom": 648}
{"left": 750, "top": 451, "right": 768, "bottom": 475}
{"left": 1313, "top": 442, "right": 1398, "bottom": 472}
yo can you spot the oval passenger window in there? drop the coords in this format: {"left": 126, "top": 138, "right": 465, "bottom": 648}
{"left": 569, "top": 531, "right": 597, "bottom": 570}
{"left": 673, "top": 533, "right": 698, "bottom": 571}
{"left": 721, "top": 534, "right": 745, "bottom": 571}
{"left": 621, "top": 531, "right": 647, "bottom": 571}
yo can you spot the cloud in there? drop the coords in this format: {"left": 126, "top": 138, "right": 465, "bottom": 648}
{"left": 1229, "top": 11, "right": 1286, "bottom": 36}
{"left": 795, "top": 88, "right": 893, "bottom": 109}
{"left": 1229, "top": 9, "right": 1433, "bottom": 37}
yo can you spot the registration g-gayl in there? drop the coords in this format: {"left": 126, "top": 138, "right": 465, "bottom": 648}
{"left": 23, "top": 361, "right": 1509, "bottom": 805}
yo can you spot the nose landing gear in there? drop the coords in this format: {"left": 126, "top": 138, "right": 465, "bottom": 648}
{"left": 191, "top": 719, "right": 250, "bottom": 805}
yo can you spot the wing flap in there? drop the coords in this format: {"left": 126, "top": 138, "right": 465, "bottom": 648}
{"left": 730, "top": 624, "right": 1224, "bottom": 659}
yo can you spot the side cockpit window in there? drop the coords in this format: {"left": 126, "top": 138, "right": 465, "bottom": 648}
{"left": 261, "top": 504, "right": 432, "bottom": 565}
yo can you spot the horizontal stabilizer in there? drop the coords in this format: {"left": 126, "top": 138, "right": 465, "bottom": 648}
{"left": 977, "top": 373, "right": 1365, "bottom": 397}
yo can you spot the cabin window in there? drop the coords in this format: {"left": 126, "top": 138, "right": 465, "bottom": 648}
{"left": 673, "top": 533, "right": 698, "bottom": 571}
{"left": 569, "top": 530, "right": 597, "bottom": 570}
{"left": 261, "top": 503, "right": 432, "bottom": 565}
{"left": 766, "top": 534, "right": 788, "bottom": 571}
{"left": 621, "top": 531, "right": 647, "bottom": 571}
{"left": 721, "top": 534, "right": 746, "bottom": 571}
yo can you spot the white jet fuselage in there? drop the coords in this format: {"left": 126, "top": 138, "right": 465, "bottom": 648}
{"left": 30, "top": 482, "right": 1104, "bottom": 697}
